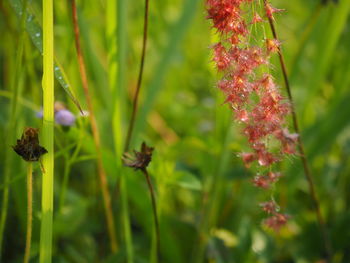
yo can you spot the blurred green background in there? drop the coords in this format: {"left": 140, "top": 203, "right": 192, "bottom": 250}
{"left": 0, "top": 0, "right": 350, "bottom": 262}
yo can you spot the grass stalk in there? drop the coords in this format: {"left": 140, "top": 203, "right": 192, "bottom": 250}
{"left": 40, "top": 0, "right": 54, "bottom": 261}
{"left": 263, "top": 0, "right": 332, "bottom": 261}
{"left": 71, "top": 0, "right": 118, "bottom": 253}
{"left": 142, "top": 169, "right": 160, "bottom": 263}
{"left": 124, "top": 0, "right": 150, "bottom": 152}
{"left": 24, "top": 162, "right": 33, "bottom": 263}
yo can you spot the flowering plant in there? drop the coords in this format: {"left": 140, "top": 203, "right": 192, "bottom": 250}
{"left": 207, "top": 0, "right": 297, "bottom": 230}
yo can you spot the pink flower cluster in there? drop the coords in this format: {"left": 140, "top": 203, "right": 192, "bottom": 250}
{"left": 207, "top": 0, "right": 296, "bottom": 230}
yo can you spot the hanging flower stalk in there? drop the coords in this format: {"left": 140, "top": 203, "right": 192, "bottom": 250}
{"left": 206, "top": 0, "right": 297, "bottom": 229}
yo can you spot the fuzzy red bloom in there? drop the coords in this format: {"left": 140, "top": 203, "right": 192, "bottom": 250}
{"left": 257, "top": 150, "right": 277, "bottom": 166}
{"left": 266, "top": 39, "right": 281, "bottom": 54}
{"left": 253, "top": 175, "right": 271, "bottom": 188}
{"left": 264, "top": 213, "right": 289, "bottom": 231}
{"left": 235, "top": 108, "right": 249, "bottom": 123}
{"left": 264, "top": 3, "right": 284, "bottom": 20}
{"left": 241, "top": 152, "right": 256, "bottom": 167}
{"left": 267, "top": 171, "right": 282, "bottom": 182}
{"left": 253, "top": 171, "right": 281, "bottom": 189}
{"left": 213, "top": 43, "right": 231, "bottom": 70}
{"left": 251, "top": 13, "right": 263, "bottom": 24}
{"left": 206, "top": 0, "right": 241, "bottom": 33}
{"left": 260, "top": 201, "right": 278, "bottom": 214}
{"left": 274, "top": 128, "right": 298, "bottom": 154}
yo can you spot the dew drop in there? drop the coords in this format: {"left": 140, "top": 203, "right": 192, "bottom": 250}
{"left": 55, "top": 66, "right": 59, "bottom": 71}
{"left": 35, "top": 33, "right": 40, "bottom": 37}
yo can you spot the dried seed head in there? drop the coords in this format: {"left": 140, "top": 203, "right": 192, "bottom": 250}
{"left": 13, "top": 127, "right": 48, "bottom": 162}
{"left": 123, "top": 142, "right": 154, "bottom": 170}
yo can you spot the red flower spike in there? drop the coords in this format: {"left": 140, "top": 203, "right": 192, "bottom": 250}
{"left": 207, "top": 0, "right": 295, "bottom": 227}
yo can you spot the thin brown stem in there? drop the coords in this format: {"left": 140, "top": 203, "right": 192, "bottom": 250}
{"left": 124, "top": 0, "right": 150, "bottom": 152}
{"left": 71, "top": 0, "right": 118, "bottom": 253}
{"left": 142, "top": 168, "right": 161, "bottom": 262}
{"left": 263, "top": 1, "right": 332, "bottom": 261}
{"left": 24, "top": 162, "right": 32, "bottom": 263}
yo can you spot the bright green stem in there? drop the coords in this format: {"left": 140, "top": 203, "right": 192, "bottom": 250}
{"left": 0, "top": 0, "right": 27, "bottom": 258}
{"left": 24, "top": 162, "right": 33, "bottom": 263}
{"left": 40, "top": 0, "right": 54, "bottom": 261}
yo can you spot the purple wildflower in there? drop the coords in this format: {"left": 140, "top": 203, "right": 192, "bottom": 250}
{"left": 55, "top": 110, "right": 76, "bottom": 126}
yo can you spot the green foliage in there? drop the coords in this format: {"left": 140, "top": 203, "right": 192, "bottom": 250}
{"left": 0, "top": 0, "right": 350, "bottom": 262}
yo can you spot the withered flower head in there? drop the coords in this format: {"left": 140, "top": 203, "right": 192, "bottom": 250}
{"left": 123, "top": 142, "right": 154, "bottom": 170}
{"left": 13, "top": 127, "right": 48, "bottom": 162}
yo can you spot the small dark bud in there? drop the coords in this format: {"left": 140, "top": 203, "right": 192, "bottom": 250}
{"left": 13, "top": 127, "right": 48, "bottom": 162}
{"left": 123, "top": 142, "right": 154, "bottom": 170}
